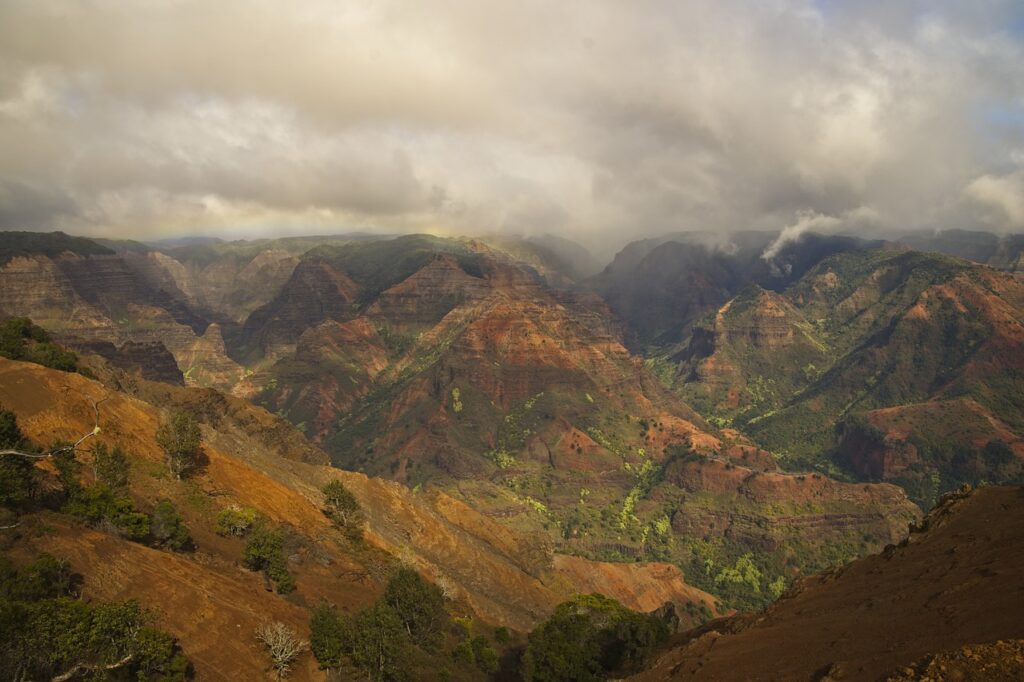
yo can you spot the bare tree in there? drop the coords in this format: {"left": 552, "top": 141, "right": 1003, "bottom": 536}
{"left": 256, "top": 621, "right": 307, "bottom": 680}
{"left": 0, "top": 393, "right": 107, "bottom": 460}
{"left": 1, "top": 391, "right": 107, "bottom": 529}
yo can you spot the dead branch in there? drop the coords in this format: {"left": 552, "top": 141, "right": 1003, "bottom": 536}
{"left": 51, "top": 654, "right": 134, "bottom": 682}
{"left": 0, "top": 390, "right": 108, "bottom": 461}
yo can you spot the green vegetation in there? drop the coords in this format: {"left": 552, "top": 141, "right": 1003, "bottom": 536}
{"left": 244, "top": 525, "right": 295, "bottom": 593}
{"left": 0, "top": 317, "right": 79, "bottom": 372}
{"left": 322, "top": 479, "right": 363, "bottom": 531}
{"left": 521, "top": 593, "right": 669, "bottom": 681}
{"left": 215, "top": 505, "right": 259, "bottom": 537}
{"left": 0, "top": 407, "right": 36, "bottom": 509}
{"left": 62, "top": 483, "right": 151, "bottom": 541}
{"left": 383, "top": 567, "right": 447, "bottom": 648}
{"left": 310, "top": 567, "right": 450, "bottom": 680}
{"left": 0, "top": 553, "right": 191, "bottom": 680}
{"left": 91, "top": 442, "right": 130, "bottom": 489}
{"left": 151, "top": 499, "right": 192, "bottom": 551}
{"left": 156, "top": 411, "right": 201, "bottom": 480}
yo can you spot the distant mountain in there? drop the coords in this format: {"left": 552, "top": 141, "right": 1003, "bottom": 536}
{"left": 0, "top": 230, "right": 928, "bottom": 612}
{"left": 0, "top": 230, "right": 114, "bottom": 265}
{"left": 236, "top": 234, "right": 917, "bottom": 610}
{"left": 585, "top": 231, "right": 879, "bottom": 350}
{"left": 898, "top": 228, "right": 1024, "bottom": 271}
{"left": 670, "top": 247, "right": 1024, "bottom": 507}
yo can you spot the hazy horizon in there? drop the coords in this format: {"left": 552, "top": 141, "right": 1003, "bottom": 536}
{"left": 1, "top": 1, "right": 1023, "bottom": 254}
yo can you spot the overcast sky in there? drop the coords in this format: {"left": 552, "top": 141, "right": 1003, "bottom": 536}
{"left": 0, "top": 0, "right": 1022, "bottom": 246}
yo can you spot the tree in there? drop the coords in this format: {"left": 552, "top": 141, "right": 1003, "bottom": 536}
{"left": 92, "top": 442, "right": 130, "bottom": 489}
{"left": 151, "top": 499, "right": 191, "bottom": 551}
{"left": 342, "top": 602, "right": 409, "bottom": 681}
{"left": 156, "top": 411, "right": 201, "bottom": 480}
{"left": 0, "top": 407, "right": 35, "bottom": 508}
{"left": 309, "top": 602, "right": 346, "bottom": 669}
{"left": 52, "top": 442, "right": 82, "bottom": 498}
{"left": 62, "top": 484, "right": 150, "bottom": 541}
{"left": 322, "top": 479, "right": 362, "bottom": 529}
{"left": 383, "top": 567, "right": 446, "bottom": 647}
{"left": 256, "top": 621, "right": 307, "bottom": 681}
{"left": 521, "top": 594, "right": 669, "bottom": 682}
{"left": 244, "top": 525, "right": 295, "bottom": 593}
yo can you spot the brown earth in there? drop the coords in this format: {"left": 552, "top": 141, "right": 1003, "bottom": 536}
{"left": 632, "top": 486, "right": 1024, "bottom": 682}
{"left": 0, "top": 356, "right": 718, "bottom": 678}
{"left": 885, "top": 639, "right": 1024, "bottom": 681}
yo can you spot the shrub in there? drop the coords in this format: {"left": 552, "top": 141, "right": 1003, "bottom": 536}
{"left": 151, "top": 499, "right": 191, "bottom": 551}
{"left": 471, "top": 636, "right": 499, "bottom": 674}
{"left": 0, "top": 554, "right": 73, "bottom": 602}
{"left": 215, "top": 505, "right": 258, "bottom": 537}
{"left": 63, "top": 484, "right": 151, "bottom": 541}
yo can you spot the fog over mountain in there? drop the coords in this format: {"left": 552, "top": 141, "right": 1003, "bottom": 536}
{"left": 0, "top": 0, "right": 1022, "bottom": 251}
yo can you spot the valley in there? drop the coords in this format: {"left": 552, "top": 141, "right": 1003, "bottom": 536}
{"left": 1, "top": 227, "right": 1022, "bottom": 680}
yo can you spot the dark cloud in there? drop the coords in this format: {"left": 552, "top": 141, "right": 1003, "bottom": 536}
{"left": 0, "top": 0, "right": 1021, "bottom": 244}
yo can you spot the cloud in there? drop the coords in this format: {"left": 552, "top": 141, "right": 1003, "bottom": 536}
{"left": 965, "top": 170, "right": 1024, "bottom": 228}
{"left": 761, "top": 206, "right": 880, "bottom": 260}
{"left": 0, "top": 0, "right": 1021, "bottom": 243}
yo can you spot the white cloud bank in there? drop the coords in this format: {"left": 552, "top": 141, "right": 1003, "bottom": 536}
{"left": 0, "top": 0, "right": 1021, "bottom": 244}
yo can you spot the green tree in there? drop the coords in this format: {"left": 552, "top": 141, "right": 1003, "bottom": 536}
{"left": 51, "top": 442, "right": 82, "bottom": 498}
{"left": 322, "top": 479, "right": 362, "bottom": 529}
{"left": 0, "top": 561, "right": 191, "bottom": 682}
{"left": 92, "top": 442, "right": 130, "bottom": 489}
{"left": 244, "top": 525, "right": 294, "bottom": 593}
{"left": 0, "top": 407, "right": 35, "bottom": 508}
{"left": 151, "top": 499, "right": 191, "bottom": 551}
{"left": 521, "top": 594, "right": 669, "bottom": 682}
{"left": 309, "top": 602, "right": 346, "bottom": 670}
{"left": 0, "top": 554, "right": 73, "bottom": 602}
{"left": 63, "top": 484, "right": 150, "bottom": 541}
{"left": 383, "top": 567, "right": 446, "bottom": 647}
{"left": 471, "top": 636, "right": 499, "bottom": 674}
{"left": 156, "top": 411, "right": 201, "bottom": 480}
{"left": 342, "top": 602, "right": 409, "bottom": 681}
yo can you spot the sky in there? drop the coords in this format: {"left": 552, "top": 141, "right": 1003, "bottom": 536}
{"left": 0, "top": 0, "right": 1022, "bottom": 248}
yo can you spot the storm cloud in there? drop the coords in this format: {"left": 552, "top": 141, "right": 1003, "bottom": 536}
{"left": 0, "top": 0, "right": 1022, "bottom": 244}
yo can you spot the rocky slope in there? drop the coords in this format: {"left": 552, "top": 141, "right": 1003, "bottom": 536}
{"left": 632, "top": 485, "right": 1024, "bottom": 682}
{"left": 1, "top": 230, "right": 927, "bottom": 614}
{"left": 0, "top": 355, "right": 718, "bottom": 678}
{"left": 667, "top": 247, "right": 1024, "bottom": 507}
{"left": 238, "top": 235, "right": 919, "bottom": 613}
